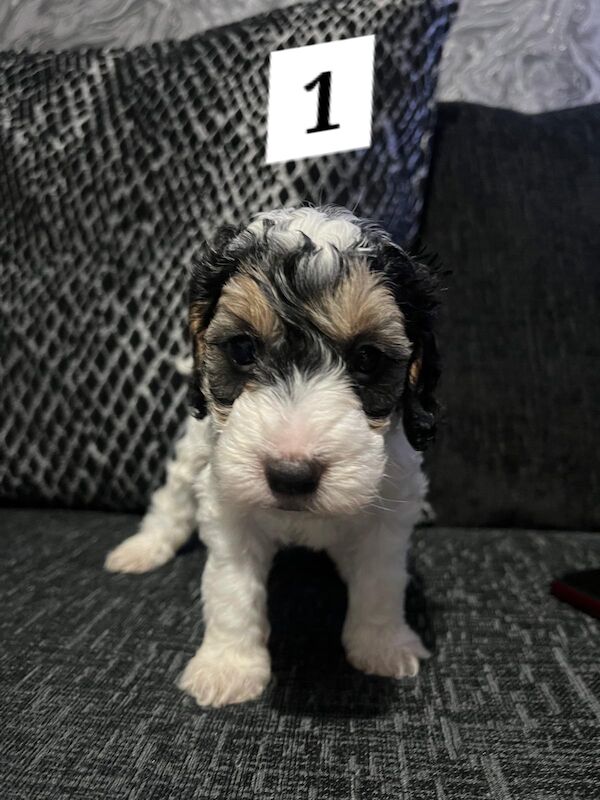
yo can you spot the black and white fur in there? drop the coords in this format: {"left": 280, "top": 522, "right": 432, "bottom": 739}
{"left": 106, "top": 206, "right": 441, "bottom": 707}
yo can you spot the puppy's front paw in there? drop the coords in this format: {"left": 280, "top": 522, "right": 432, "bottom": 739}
{"left": 344, "top": 625, "right": 430, "bottom": 679}
{"left": 178, "top": 645, "right": 271, "bottom": 708}
{"left": 105, "top": 533, "right": 175, "bottom": 574}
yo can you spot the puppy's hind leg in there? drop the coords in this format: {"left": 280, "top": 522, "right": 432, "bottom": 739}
{"left": 105, "top": 418, "right": 209, "bottom": 574}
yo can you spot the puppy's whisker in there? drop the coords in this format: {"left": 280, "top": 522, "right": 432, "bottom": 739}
{"left": 369, "top": 503, "right": 401, "bottom": 514}
{"left": 384, "top": 456, "right": 410, "bottom": 476}
{"left": 373, "top": 488, "right": 409, "bottom": 503}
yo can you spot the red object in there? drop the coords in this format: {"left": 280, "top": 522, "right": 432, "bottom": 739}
{"left": 551, "top": 569, "right": 600, "bottom": 619}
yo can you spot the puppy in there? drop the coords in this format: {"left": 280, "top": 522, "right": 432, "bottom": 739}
{"left": 106, "top": 206, "right": 441, "bottom": 707}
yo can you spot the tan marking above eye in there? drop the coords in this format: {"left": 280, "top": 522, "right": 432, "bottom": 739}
{"left": 215, "top": 274, "right": 282, "bottom": 340}
{"left": 189, "top": 301, "right": 209, "bottom": 362}
{"left": 189, "top": 301, "right": 207, "bottom": 338}
{"left": 308, "top": 261, "right": 411, "bottom": 354}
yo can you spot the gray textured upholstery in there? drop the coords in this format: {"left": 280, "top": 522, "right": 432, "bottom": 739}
{"left": 1, "top": 509, "right": 599, "bottom": 798}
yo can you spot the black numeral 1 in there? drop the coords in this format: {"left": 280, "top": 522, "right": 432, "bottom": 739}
{"left": 304, "top": 71, "right": 340, "bottom": 134}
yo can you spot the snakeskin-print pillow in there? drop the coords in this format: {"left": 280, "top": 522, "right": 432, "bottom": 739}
{"left": 0, "top": 0, "right": 456, "bottom": 511}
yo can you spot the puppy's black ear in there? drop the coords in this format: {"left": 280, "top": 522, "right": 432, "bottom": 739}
{"left": 377, "top": 242, "right": 443, "bottom": 451}
{"left": 187, "top": 224, "right": 243, "bottom": 418}
{"left": 402, "top": 331, "right": 441, "bottom": 451}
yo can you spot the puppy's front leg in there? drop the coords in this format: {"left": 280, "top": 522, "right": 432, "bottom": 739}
{"left": 328, "top": 525, "right": 430, "bottom": 679}
{"left": 179, "top": 530, "right": 275, "bottom": 707}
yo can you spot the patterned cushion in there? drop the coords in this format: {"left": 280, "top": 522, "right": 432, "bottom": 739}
{"left": 0, "top": 0, "right": 455, "bottom": 511}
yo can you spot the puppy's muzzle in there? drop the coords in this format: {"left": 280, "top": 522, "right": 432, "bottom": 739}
{"left": 265, "top": 458, "right": 323, "bottom": 497}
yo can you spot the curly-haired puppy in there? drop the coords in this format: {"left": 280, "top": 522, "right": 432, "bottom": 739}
{"left": 106, "top": 205, "right": 441, "bottom": 707}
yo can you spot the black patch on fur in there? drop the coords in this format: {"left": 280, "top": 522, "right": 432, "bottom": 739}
{"left": 187, "top": 368, "right": 208, "bottom": 419}
{"left": 371, "top": 241, "right": 443, "bottom": 450}
{"left": 188, "top": 224, "right": 244, "bottom": 329}
{"left": 344, "top": 338, "right": 409, "bottom": 420}
{"left": 187, "top": 224, "right": 244, "bottom": 416}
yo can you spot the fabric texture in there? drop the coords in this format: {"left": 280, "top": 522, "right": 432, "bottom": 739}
{"left": 0, "top": 0, "right": 456, "bottom": 512}
{"left": 0, "top": 1, "right": 300, "bottom": 52}
{"left": 1, "top": 508, "right": 599, "bottom": 798}
{"left": 420, "top": 102, "right": 600, "bottom": 532}
{"left": 3, "top": 1, "right": 600, "bottom": 115}
{"left": 436, "top": 0, "right": 600, "bottom": 113}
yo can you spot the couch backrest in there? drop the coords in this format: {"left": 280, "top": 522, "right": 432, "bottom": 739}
{"left": 421, "top": 102, "right": 600, "bottom": 531}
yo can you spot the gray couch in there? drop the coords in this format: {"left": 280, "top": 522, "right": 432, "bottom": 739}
{"left": 2, "top": 508, "right": 599, "bottom": 799}
{"left": 1, "top": 3, "right": 599, "bottom": 798}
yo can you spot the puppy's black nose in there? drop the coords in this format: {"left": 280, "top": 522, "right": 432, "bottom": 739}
{"left": 265, "top": 458, "right": 322, "bottom": 496}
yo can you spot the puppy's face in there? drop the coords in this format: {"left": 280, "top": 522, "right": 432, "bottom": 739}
{"left": 189, "top": 208, "right": 440, "bottom": 515}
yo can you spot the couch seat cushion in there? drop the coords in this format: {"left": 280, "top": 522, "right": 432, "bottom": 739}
{"left": 1, "top": 509, "right": 598, "bottom": 798}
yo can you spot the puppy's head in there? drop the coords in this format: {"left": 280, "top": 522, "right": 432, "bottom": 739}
{"left": 188, "top": 207, "right": 440, "bottom": 514}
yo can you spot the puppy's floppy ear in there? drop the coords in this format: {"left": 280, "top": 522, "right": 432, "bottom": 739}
{"left": 376, "top": 241, "right": 443, "bottom": 451}
{"left": 402, "top": 331, "right": 441, "bottom": 451}
{"left": 187, "top": 224, "right": 243, "bottom": 418}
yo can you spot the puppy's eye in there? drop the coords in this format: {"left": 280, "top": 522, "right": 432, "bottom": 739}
{"left": 350, "top": 345, "right": 382, "bottom": 379}
{"left": 226, "top": 335, "right": 256, "bottom": 368}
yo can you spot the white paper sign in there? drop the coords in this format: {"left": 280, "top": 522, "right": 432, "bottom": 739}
{"left": 266, "top": 35, "right": 375, "bottom": 164}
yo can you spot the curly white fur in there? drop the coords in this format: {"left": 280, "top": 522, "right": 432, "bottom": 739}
{"left": 106, "top": 371, "right": 429, "bottom": 707}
